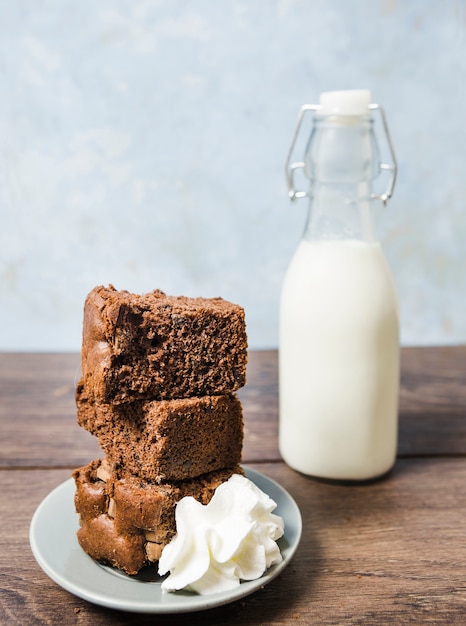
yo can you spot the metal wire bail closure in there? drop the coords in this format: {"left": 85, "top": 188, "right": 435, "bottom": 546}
{"left": 285, "top": 102, "right": 398, "bottom": 206}
{"left": 284, "top": 104, "right": 319, "bottom": 202}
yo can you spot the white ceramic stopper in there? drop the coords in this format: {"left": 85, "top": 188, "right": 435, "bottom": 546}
{"left": 319, "top": 90, "right": 371, "bottom": 115}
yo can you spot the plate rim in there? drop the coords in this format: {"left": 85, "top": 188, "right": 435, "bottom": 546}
{"left": 29, "top": 466, "right": 302, "bottom": 614}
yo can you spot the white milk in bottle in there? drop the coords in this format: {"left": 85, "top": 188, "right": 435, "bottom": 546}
{"left": 279, "top": 90, "right": 400, "bottom": 481}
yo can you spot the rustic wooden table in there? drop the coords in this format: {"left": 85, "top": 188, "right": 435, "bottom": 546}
{"left": 1, "top": 347, "right": 466, "bottom": 625}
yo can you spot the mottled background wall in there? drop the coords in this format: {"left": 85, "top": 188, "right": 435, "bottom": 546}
{"left": 0, "top": 0, "right": 465, "bottom": 350}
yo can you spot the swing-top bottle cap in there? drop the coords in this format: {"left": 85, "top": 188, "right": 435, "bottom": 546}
{"left": 319, "top": 89, "right": 371, "bottom": 116}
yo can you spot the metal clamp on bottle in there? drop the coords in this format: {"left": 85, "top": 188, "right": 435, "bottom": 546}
{"left": 285, "top": 96, "right": 397, "bottom": 206}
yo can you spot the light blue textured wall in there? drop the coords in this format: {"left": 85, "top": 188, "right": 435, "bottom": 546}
{"left": 0, "top": 0, "right": 465, "bottom": 350}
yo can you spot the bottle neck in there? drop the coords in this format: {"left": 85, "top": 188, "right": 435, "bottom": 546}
{"left": 302, "top": 115, "right": 379, "bottom": 243}
{"left": 303, "top": 181, "right": 375, "bottom": 242}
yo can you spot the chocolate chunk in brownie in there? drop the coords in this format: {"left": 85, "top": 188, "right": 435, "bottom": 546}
{"left": 73, "top": 459, "right": 244, "bottom": 575}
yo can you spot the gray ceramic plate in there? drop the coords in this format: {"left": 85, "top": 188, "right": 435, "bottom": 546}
{"left": 29, "top": 467, "right": 302, "bottom": 614}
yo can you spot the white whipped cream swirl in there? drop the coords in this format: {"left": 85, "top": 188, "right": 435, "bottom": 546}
{"left": 158, "top": 473, "right": 285, "bottom": 595}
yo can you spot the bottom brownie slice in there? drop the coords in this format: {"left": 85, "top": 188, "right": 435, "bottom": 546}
{"left": 73, "top": 458, "right": 243, "bottom": 575}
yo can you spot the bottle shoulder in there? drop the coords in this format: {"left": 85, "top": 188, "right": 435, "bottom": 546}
{"left": 282, "top": 238, "right": 399, "bottom": 313}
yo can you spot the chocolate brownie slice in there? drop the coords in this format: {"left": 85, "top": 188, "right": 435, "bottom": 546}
{"left": 73, "top": 459, "right": 244, "bottom": 575}
{"left": 80, "top": 285, "right": 247, "bottom": 404}
{"left": 76, "top": 383, "right": 244, "bottom": 482}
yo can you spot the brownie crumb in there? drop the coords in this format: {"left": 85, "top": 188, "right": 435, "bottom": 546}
{"left": 80, "top": 285, "right": 248, "bottom": 404}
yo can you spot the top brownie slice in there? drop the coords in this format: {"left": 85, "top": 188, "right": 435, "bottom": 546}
{"left": 81, "top": 285, "right": 247, "bottom": 404}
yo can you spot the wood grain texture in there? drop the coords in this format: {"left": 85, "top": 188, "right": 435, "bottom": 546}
{"left": 0, "top": 353, "right": 99, "bottom": 467}
{"left": 1, "top": 348, "right": 466, "bottom": 625}
{"left": 2, "top": 460, "right": 466, "bottom": 625}
{"left": 398, "top": 346, "right": 466, "bottom": 456}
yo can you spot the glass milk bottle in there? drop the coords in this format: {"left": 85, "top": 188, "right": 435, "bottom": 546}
{"left": 279, "top": 90, "right": 399, "bottom": 481}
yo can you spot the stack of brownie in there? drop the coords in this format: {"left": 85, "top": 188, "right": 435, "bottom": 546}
{"left": 72, "top": 285, "right": 248, "bottom": 575}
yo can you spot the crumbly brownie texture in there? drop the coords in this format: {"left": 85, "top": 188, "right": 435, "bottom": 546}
{"left": 80, "top": 285, "right": 248, "bottom": 404}
{"left": 73, "top": 459, "right": 244, "bottom": 575}
{"left": 76, "top": 382, "right": 244, "bottom": 482}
